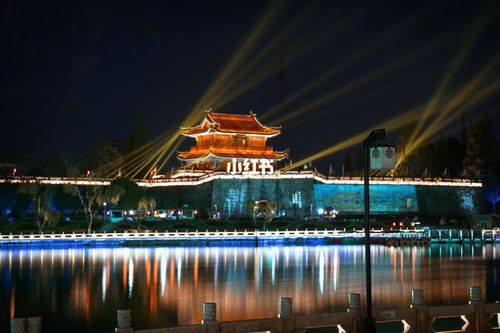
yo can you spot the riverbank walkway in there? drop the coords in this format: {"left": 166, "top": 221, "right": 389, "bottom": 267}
{"left": 0, "top": 228, "right": 499, "bottom": 247}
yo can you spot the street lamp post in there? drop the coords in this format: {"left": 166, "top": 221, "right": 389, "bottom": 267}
{"left": 363, "top": 129, "right": 386, "bottom": 333}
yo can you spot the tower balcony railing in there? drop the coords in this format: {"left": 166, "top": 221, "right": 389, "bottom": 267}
{"left": 183, "top": 145, "right": 276, "bottom": 153}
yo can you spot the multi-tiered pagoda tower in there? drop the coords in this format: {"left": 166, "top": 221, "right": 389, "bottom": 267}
{"left": 178, "top": 111, "right": 287, "bottom": 170}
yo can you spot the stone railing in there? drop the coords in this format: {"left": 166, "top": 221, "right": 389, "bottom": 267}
{"left": 4, "top": 229, "right": 499, "bottom": 246}
{"left": 9, "top": 287, "right": 500, "bottom": 332}
{"left": 107, "top": 286, "right": 500, "bottom": 333}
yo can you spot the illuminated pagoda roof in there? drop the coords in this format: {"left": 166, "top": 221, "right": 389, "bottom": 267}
{"left": 177, "top": 147, "right": 286, "bottom": 161}
{"left": 178, "top": 110, "right": 287, "bottom": 162}
{"left": 181, "top": 111, "right": 281, "bottom": 137}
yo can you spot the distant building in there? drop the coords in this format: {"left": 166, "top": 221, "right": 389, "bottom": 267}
{"left": 178, "top": 111, "right": 287, "bottom": 170}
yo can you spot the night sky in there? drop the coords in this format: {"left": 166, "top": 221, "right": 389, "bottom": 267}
{"left": 1, "top": 0, "right": 499, "bottom": 172}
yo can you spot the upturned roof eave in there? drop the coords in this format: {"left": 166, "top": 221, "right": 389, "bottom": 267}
{"left": 180, "top": 111, "right": 281, "bottom": 137}
{"left": 180, "top": 127, "right": 280, "bottom": 137}
{"left": 177, "top": 150, "right": 287, "bottom": 161}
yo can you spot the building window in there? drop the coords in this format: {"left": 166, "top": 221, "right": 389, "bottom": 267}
{"left": 232, "top": 135, "right": 246, "bottom": 146}
{"left": 292, "top": 191, "right": 302, "bottom": 208}
{"left": 459, "top": 189, "right": 475, "bottom": 214}
{"left": 226, "top": 188, "right": 240, "bottom": 217}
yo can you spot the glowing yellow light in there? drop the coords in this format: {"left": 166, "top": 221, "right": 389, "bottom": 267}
{"left": 95, "top": 130, "right": 174, "bottom": 178}
{"left": 405, "top": 3, "right": 496, "bottom": 150}
{"left": 211, "top": 3, "right": 319, "bottom": 110}
{"left": 282, "top": 101, "right": 437, "bottom": 171}
{"left": 270, "top": 40, "right": 440, "bottom": 126}
{"left": 262, "top": 7, "right": 433, "bottom": 122}
{"left": 396, "top": 51, "right": 500, "bottom": 170}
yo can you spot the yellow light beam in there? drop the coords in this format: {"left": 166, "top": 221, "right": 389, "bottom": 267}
{"left": 95, "top": 129, "right": 173, "bottom": 177}
{"left": 209, "top": 3, "right": 320, "bottom": 109}
{"left": 147, "top": 135, "right": 188, "bottom": 176}
{"left": 406, "top": 2, "right": 496, "bottom": 147}
{"left": 212, "top": 2, "right": 377, "bottom": 110}
{"left": 404, "top": 77, "right": 500, "bottom": 161}
{"left": 286, "top": 72, "right": 424, "bottom": 129}
{"left": 112, "top": 136, "right": 167, "bottom": 172}
{"left": 193, "top": 0, "right": 287, "bottom": 112}
{"left": 138, "top": 135, "right": 184, "bottom": 178}
{"left": 94, "top": 127, "right": 173, "bottom": 176}
{"left": 283, "top": 104, "right": 429, "bottom": 170}
{"left": 141, "top": 1, "right": 289, "bottom": 178}
{"left": 120, "top": 144, "right": 165, "bottom": 178}
{"left": 138, "top": 3, "right": 381, "bottom": 175}
{"left": 402, "top": 51, "right": 500, "bottom": 159}
{"left": 395, "top": 77, "right": 500, "bottom": 169}
{"left": 157, "top": 136, "right": 185, "bottom": 173}
{"left": 261, "top": 5, "right": 435, "bottom": 122}
{"left": 142, "top": 130, "right": 185, "bottom": 178}
{"left": 273, "top": 40, "right": 439, "bottom": 126}
{"left": 122, "top": 139, "right": 170, "bottom": 178}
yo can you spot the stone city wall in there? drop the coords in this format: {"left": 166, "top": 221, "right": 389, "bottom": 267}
{"left": 204, "top": 179, "right": 483, "bottom": 218}
{"left": 0, "top": 178, "right": 484, "bottom": 219}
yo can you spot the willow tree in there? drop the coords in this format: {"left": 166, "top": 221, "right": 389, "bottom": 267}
{"left": 64, "top": 183, "right": 124, "bottom": 233}
{"left": 64, "top": 139, "right": 126, "bottom": 232}
{"left": 252, "top": 200, "right": 279, "bottom": 230}
{"left": 18, "top": 182, "right": 58, "bottom": 233}
{"left": 136, "top": 196, "right": 157, "bottom": 230}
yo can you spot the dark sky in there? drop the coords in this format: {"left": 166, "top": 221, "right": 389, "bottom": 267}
{"left": 1, "top": 0, "right": 499, "bottom": 172}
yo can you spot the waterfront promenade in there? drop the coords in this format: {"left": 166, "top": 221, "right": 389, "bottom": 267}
{"left": 0, "top": 228, "right": 498, "bottom": 247}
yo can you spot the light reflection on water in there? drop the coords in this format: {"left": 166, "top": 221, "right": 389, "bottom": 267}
{"left": 0, "top": 244, "right": 499, "bottom": 332}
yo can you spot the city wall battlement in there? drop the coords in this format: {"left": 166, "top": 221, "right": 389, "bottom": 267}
{"left": 0, "top": 173, "right": 484, "bottom": 218}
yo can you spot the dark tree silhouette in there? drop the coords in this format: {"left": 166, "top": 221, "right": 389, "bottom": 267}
{"left": 463, "top": 114, "right": 497, "bottom": 177}
{"left": 81, "top": 139, "right": 123, "bottom": 177}
{"left": 342, "top": 151, "right": 352, "bottom": 176}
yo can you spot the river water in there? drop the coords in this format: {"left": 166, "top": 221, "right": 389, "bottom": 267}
{"left": 1, "top": 244, "right": 499, "bottom": 332}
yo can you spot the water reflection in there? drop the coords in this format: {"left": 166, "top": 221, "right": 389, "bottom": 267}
{"left": 0, "top": 244, "right": 499, "bottom": 332}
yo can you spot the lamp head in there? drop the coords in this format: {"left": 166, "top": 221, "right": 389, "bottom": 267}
{"left": 364, "top": 129, "right": 386, "bottom": 147}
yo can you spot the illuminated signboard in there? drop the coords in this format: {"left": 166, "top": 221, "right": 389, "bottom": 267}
{"left": 226, "top": 158, "right": 274, "bottom": 175}
{"left": 370, "top": 146, "right": 396, "bottom": 170}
